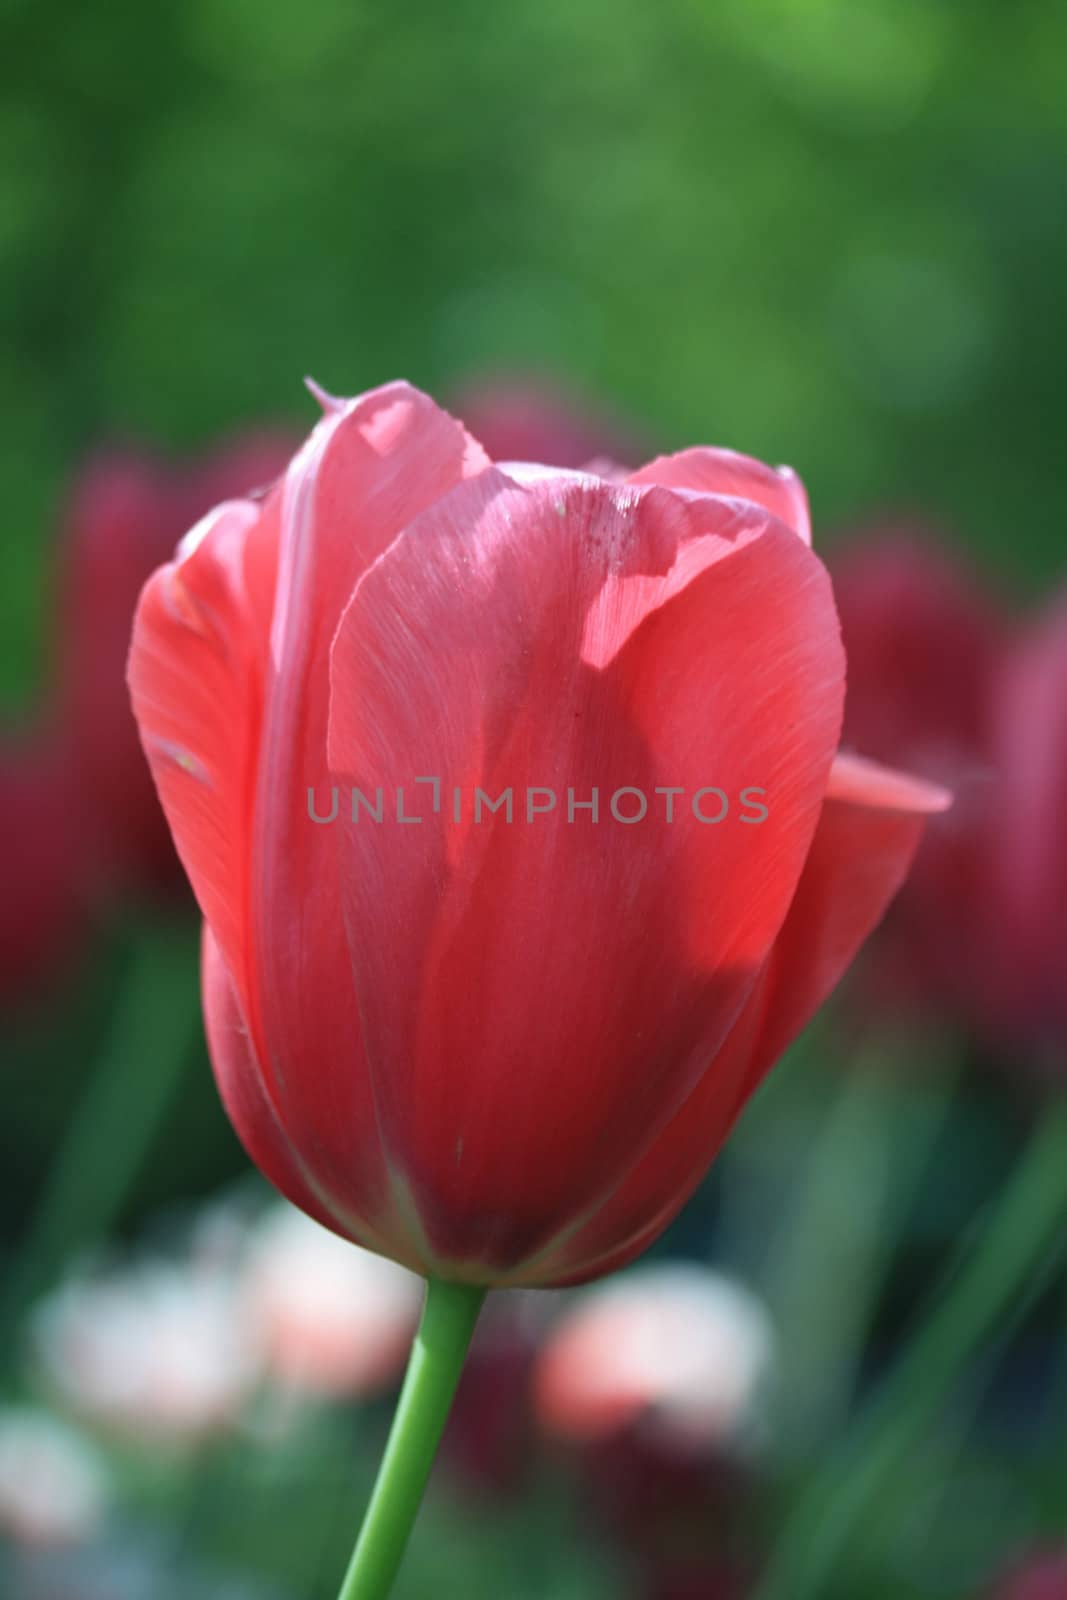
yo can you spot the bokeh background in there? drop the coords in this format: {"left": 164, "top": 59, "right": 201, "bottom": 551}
{"left": 3, "top": 4, "right": 1067, "bottom": 1598}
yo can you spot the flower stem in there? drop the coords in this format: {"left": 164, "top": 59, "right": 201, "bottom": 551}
{"left": 337, "top": 1277, "right": 486, "bottom": 1600}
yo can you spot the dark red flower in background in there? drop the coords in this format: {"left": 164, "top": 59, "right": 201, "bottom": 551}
{"left": 443, "top": 1296, "right": 545, "bottom": 1498}
{"left": 55, "top": 435, "right": 294, "bottom": 903}
{"left": 989, "top": 1549, "right": 1067, "bottom": 1600}
{"left": 982, "top": 591, "right": 1067, "bottom": 1068}
{"left": 448, "top": 376, "right": 645, "bottom": 471}
{"left": 831, "top": 527, "right": 1005, "bottom": 1027}
{"left": 643, "top": 1568, "right": 752, "bottom": 1600}
{"left": 1, "top": 431, "right": 295, "bottom": 1004}
{"left": 534, "top": 1266, "right": 768, "bottom": 1588}
{"left": 0, "top": 731, "right": 86, "bottom": 1005}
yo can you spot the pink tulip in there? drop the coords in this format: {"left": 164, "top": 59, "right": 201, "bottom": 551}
{"left": 129, "top": 380, "right": 946, "bottom": 1286}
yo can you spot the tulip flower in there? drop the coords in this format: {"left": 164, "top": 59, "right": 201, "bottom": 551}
{"left": 128, "top": 379, "right": 945, "bottom": 1598}
{"left": 831, "top": 529, "right": 1003, "bottom": 1024}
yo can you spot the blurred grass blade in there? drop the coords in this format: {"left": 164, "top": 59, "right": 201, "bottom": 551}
{"left": 3, "top": 921, "right": 198, "bottom": 1332}
{"left": 762, "top": 1040, "right": 963, "bottom": 1456}
{"left": 756, "top": 1101, "right": 1067, "bottom": 1600}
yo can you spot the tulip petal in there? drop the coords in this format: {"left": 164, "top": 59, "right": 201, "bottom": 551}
{"left": 536, "top": 753, "right": 934, "bottom": 1285}
{"left": 128, "top": 498, "right": 274, "bottom": 1020}
{"left": 201, "top": 925, "right": 344, "bottom": 1235}
{"left": 327, "top": 471, "right": 843, "bottom": 1276}
{"left": 628, "top": 448, "right": 811, "bottom": 543}
{"left": 826, "top": 750, "right": 952, "bottom": 815}
{"left": 247, "top": 384, "right": 489, "bottom": 1228}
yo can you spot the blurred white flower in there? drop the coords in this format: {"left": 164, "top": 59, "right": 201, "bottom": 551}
{"left": 33, "top": 1260, "right": 261, "bottom": 1445}
{"left": 240, "top": 1204, "right": 423, "bottom": 1399}
{"left": 533, "top": 1263, "right": 775, "bottom": 1452}
{"left": 0, "top": 1408, "right": 108, "bottom": 1545}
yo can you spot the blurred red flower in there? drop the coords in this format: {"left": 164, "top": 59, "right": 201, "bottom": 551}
{"left": 54, "top": 433, "right": 295, "bottom": 903}
{"left": 990, "top": 1549, "right": 1067, "bottom": 1600}
{"left": 442, "top": 1295, "right": 546, "bottom": 1498}
{"left": 534, "top": 1265, "right": 772, "bottom": 1448}
{"left": 534, "top": 1266, "right": 767, "bottom": 1587}
{"left": 831, "top": 527, "right": 1005, "bottom": 1026}
{"left": 644, "top": 1568, "right": 751, "bottom": 1600}
{"left": 0, "top": 731, "right": 86, "bottom": 1005}
{"left": 129, "top": 380, "right": 944, "bottom": 1286}
{"left": 982, "top": 591, "right": 1067, "bottom": 1068}
{"left": 448, "top": 375, "right": 644, "bottom": 470}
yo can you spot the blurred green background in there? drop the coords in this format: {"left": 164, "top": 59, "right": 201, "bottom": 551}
{"left": 4, "top": 0, "right": 1067, "bottom": 709}
{"left": 3, "top": 4, "right": 1067, "bottom": 1598}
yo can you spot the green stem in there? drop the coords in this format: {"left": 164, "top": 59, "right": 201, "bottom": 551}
{"left": 337, "top": 1277, "right": 486, "bottom": 1600}
{"left": 756, "top": 1102, "right": 1067, "bottom": 1600}
{"left": 3, "top": 921, "right": 197, "bottom": 1334}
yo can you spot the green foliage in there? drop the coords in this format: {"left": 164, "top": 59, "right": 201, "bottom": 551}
{"left": 3, "top": 0, "right": 1067, "bottom": 702}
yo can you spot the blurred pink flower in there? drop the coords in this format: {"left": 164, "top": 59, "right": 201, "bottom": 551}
{"left": 534, "top": 1266, "right": 767, "bottom": 1590}
{"left": 0, "top": 1409, "right": 108, "bottom": 1547}
{"left": 33, "top": 1259, "right": 260, "bottom": 1446}
{"left": 982, "top": 590, "right": 1067, "bottom": 1068}
{"left": 989, "top": 1550, "right": 1067, "bottom": 1600}
{"left": 240, "top": 1203, "right": 422, "bottom": 1399}
{"left": 447, "top": 375, "right": 644, "bottom": 471}
{"left": 534, "top": 1264, "right": 773, "bottom": 1450}
{"left": 831, "top": 527, "right": 1005, "bottom": 1026}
